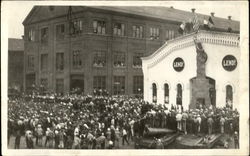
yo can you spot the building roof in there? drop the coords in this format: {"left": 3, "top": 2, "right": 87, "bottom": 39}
{"left": 23, "top": 6, "right": 240, "bottom": 32}
{"left": 93, "top": 6, "right": 239, "bottom": 31}
{"left": 8, "top": 38, "right": 24, "bottom": 51}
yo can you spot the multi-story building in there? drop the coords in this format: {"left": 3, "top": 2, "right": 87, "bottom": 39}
{"left": 23, "top": 6, "right": 239, "bottom": 96}
{"left": 8, "top": 38, "right": 24, "bottom": 94}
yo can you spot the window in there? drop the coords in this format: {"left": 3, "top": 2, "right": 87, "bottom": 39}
{"left": 56, "top": 53, "right": 64, "bottom": 71}
{"left": 71, "top": 20, "right": 83, "bottom": 35}
{"left": 164, "top": 83, "right": 169, "bottom": 104}
{"left": 152, "top": 83, "right": 157, "bottom": 103}
{"left": 93, "top": 76, "right": 106, "bottom": 90}
{"left": 133, "top": 76, "right": 143, "bottom": 94}
{"left": 113, "top": 76, "right": 125, "bottom": 95}
{"left": 70, "top": 75, "right": 84, "bottom": 94}
{"left": 72, "top": 50, "right": 82, "bottom": 68}
{"left": 40, "top": 78, "right": 48, "bottom": 92}
{"left": 133, "top": 53, "right": 143, "bottom": 68}
{"left": 113, "top": 23, "right": 125, "bottom": 36}
{"left": 132, "top": 25, "right": 143, "bottom": 38}
{"left": 176, "top": 84, "right": 182, "bottom": 105}
{"left": 41, "top": 27, "right": 48, "bottom": 44}
{"left": 27, "top": 55, "right": 34, "bottom": 70}
{"left": 93, "top": 20, "right": 106, "bottom": 34}
{"left": 56, "top": 24, "right": 65, "bottom": 39}
{"left": 28, "top": 29, "right": 35, "bottom": 41}
{"left": 93, "top": 51, "right": 106, "bottom": 67}
{"left": 166, "top": 30, "right": 175, "bottom": 40}
{"left": 150, "top": 27, "right": 160, "bottom": 40}
{"left": 113, "top": 52, "right": 126, "bottom": 67}
{"left": 226, "top": 85, "right": 233, "bottom": 108}
{"left": 41, "top": 54, "right": 48, "bottom": 72}
{"left": 56, "top": 79, "right": 64, "bottom": 94}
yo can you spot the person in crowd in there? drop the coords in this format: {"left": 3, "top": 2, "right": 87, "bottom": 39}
{"left": 122, "top": 127, "right": 129, "bottom": 146}
{"left": 181, "top": 111, "right": 188, "bottom": 134}
{"left": 106, "top": 128, "right": 111, "bottom": 143}
{"left": 207, "top": 115, "right": 214, "bottom": 135}
{"left": 108, "top": 140, "right": 114, "bottom": 149}
{"left": 155, "top": 139, "right": 164, "bottom": 149}
{"left": 54, "top": 129, "right": 60, "bottom": 149}
{"left": 72, "top": 133, "right": 81, "bottom": 149}
{"left": 92, "top": 136, "right": 97, "bottom": 149}
{"left": 25, "top": 130, "right": 34, "bottom": 149}
{"left": 220, "top": 115, "right": 226, "bottom": 134}
{"left": 115, "top": 127, "right": 120, "bottom": 149}
{"left": 110, "top": 126, "right": 116, "bottom": 147}
{"left": 45, "top": 128, "right": 54, "bottom": 148}
{"left": 14, "top": 130, "right": 21, "bottom": 149}
{"left": 234, "top": 131, "right": 239, "bottom": 149}
{"left": 129, "top": 118, "right": 135, "bottom": 140}
{"left": 176, "top": 111, "right": 182, "bottom": 132}
{"left": 193, "top": 114, "right": 198, "bottom": 135}
{"left": 197, "top": 114, "right": 202, "bottom": 134}
{"left": 96, "top": 133, "right": 106, "bottom": 149}
{"left": 58, "top": 128, "right": 65, "bottom": 149}
{"left": 36, "top": 124, "right": 43, "bottom": 146}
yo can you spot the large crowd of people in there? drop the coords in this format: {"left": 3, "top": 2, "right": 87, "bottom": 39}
{"left": 8, "top": 93, "right": 239, "bottom": 149}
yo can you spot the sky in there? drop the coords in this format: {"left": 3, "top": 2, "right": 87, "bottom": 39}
{"left": 2, "top": 1, "right": 242, "bottom": 39}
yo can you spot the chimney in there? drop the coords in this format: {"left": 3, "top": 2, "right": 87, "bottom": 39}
{"left": 211, "top": 12, "right": 215, "bottom": 17}
{"left": 191, "top": 8, "right": 195, "bottom": 13}
{"left": 228, "top": 16, "right": 232, "bottom": 20}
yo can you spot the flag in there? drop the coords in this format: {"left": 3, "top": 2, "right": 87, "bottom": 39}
{"left": 178, "top": 23, "right": 186, "bottom": 34}
{"left": 192, "top": 13, "right": 200, "bottom": 31}
{"left": 208, "top": 16, "right": 214, "bottom": 28}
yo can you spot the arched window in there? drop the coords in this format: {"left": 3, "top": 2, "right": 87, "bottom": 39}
{"left": 164, "top": 83, "right": 169, "bottom": 104}
{"left": 176, "top": 83, "right": 182, "bottom": 105}
{"left": 226, "top": 85, "right": 233, "bottom": 108}
{"left": 152, "top": 83, "right": 157, "bottom": 103}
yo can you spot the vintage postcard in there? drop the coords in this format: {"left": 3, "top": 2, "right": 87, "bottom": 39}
{"left": 1, "top": 1, "right": 249, "bottom": 155}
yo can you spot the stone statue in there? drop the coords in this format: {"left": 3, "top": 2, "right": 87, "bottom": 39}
{"left": 194, "top": 36, "right": 207, "bottom": 77}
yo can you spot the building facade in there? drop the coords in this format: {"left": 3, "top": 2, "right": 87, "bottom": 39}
{"left": 8, "top": 38, "right": 24, "bottom": 94}
{"left": 23, "top": 6, "right": 239, "bottom": 96}
{"left": 142, "top": 30, "right": 240, "bottom": 110}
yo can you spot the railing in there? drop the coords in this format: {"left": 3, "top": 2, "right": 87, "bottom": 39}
{"left": 143, "top": 30, "right": 240, "bottom": 69}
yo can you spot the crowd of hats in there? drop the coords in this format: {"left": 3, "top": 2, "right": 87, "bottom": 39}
{"left": 8, "top": 93, "right": 239, "bottom": 149}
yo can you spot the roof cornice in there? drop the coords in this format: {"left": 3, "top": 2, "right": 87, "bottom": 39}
{"left": 142, "top": 30, "right": 240, "bottom": 69}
